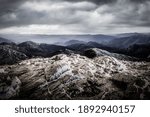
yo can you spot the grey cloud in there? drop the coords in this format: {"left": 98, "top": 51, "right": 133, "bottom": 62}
{"left": 130, "top": 0, "right": 150, "bottom": 3}
{"left": 0, "top": 0, "right": 150, "bottom": 34}
{"left": 98, "top": 0, "right": 150, "bottom": 27}
{"left": 0, "top": 0, "right": 102, "bottom": 27}
{"left": 0, "top": 1, "right": 93, "bottom": 28}
{"left": 63, "top": 0, "right": 149, "bottom": 5}
{"left": 0, "top": 0, "right": 25, "bottom": 15}
{"left": 63, "top": 0, "right": 117, "bottom": 4}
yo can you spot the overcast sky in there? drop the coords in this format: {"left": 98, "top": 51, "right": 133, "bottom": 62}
{"left": 0, "top": 0, "right": 150, "bottom": 34}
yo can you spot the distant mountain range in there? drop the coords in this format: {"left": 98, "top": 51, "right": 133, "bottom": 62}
{"left": 0, "top": 32, "right": 150, "bottom": 65}
{"left": 0, "top": 37, "right": 12, "bottom": 43}
{"left": 0, "top": 41, "right": 72, "bottom": 65}
{"left": 1, "top": 33, "right": 150, "bottom": 47}
{"left": 108, "top": 33, "right": 150, "bottom": 48}
{"left": 64, "top": 40, "right": 86, "bottom": 46}
{"left": 0, "top": 41, "right": 149, "bottom": 65}
{"left": 0, "top": 34, "right": 115, "bottom": 44}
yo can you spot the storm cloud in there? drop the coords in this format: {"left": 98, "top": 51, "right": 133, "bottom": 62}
{"left": 0, "top": 0, "right": 150, "bottom": 34}
{"left": 63, "top": 0, "right": 117, "bottom": 4}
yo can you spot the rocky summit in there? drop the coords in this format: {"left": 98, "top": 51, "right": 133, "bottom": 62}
{"left": 0, "top": 53, "right": 150, "bottom": 100}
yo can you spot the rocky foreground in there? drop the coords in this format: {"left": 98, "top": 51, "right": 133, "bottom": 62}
{"left": 0, "top": 53, "right": 150, "bottom": 100}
